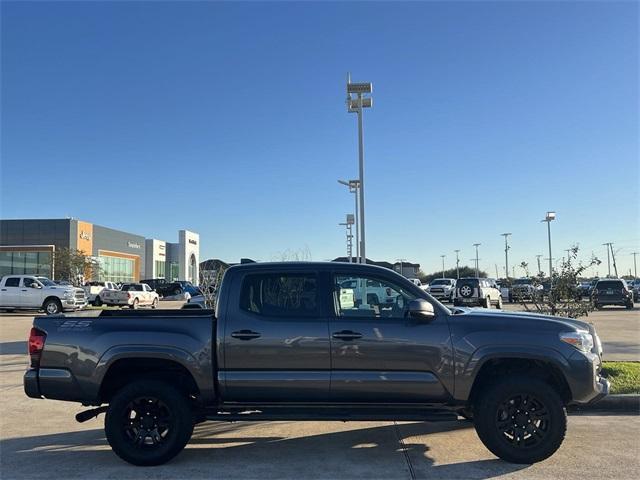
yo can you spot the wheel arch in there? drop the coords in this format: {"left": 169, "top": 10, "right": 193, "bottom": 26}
{"left": 457, "top": 347, "right": 572, "bottom": 404}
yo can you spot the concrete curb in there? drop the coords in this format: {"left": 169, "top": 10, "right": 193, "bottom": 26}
{"left": 570, "top": 394, "right": 640, "bottom": 413}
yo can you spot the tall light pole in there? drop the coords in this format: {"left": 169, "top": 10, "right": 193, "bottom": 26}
{"left": 338, "top": 179, "right": 360, "bottom": 262}
{"left": 501, "top": 233, "right": 511, "bottom": 280}
{"left": 473, "top": 243, "right": 481, "bottom": 277}
{"left": 396, "top": 258, "right": 407, "bottom": 277}
{"left": 454, "top": 249, "right": 460, "bottom": 279}
{"left": 542, "top": 212, "right": 556, "bottom": 285}
{"left": 346, "top": 73, "right": 372, "bottom": 264}
{"left": 440, "top": 255, "right": 446, "bottom": 278}
{"left": 536, "top": 254, "right": 543, "bottom": 275}
{"left": 339, "top": 214, "right": 355, "bottom": 262}
{"left": 602, "top": 243, "right": 612, "bottom": 277}
{"left": 632, "top": 252, "right": 638, "bottom": 279}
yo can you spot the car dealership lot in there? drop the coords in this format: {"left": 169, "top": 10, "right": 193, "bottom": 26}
{"left": 0, "top": 305, "right": 638, "bottom": 479}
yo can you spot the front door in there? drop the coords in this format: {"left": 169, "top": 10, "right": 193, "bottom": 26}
{"left": 222, "top": 270, "right": 331, "bottom": 402}
{"left": 330, "top": 272, "right": 453, "bottom": 403}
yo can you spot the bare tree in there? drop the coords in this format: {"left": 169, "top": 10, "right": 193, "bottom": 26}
{"left": 198, "top": 259, "right": 228, "bottom": 310}
{"left": 271, "top": 246, "right": 313, "bottom": 262}
{"left": 53, "top": 248, "right": 101, "bottom": 285}
{"left": 517, "top": 245, "right": 601, "bottom": 318}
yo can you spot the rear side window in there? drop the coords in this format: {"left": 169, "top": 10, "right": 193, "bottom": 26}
{"left": 240, "top": 273, "right": 319, "bottom": 317}
{"left": 596, "top": 281, "right": 623, "bottom": 290}
{"left": 4, "top": 277, "right": 20, "bottom": 287}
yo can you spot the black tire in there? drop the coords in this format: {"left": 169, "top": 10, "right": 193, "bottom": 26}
{"left": 474, "top": 376, "right": 567, "bottom": 464}
{"left": 151, "top": 298, "right": 159, "bottom": 309}
{"left": 453, "top": 299, "right": 461, "bottom": 307}
{"left": 626, "top": 302, "right": 633, "bottom": 310}
{"left": 43, "top": 298, "right": 62, "bottom": 315}
{"left": 496, "top": 296, "right": 503, "bottom": 309}
{"left": 94, "top": 296, "right": 103, "bottom": 307}
{"left": 130, "top": 298, "right": 139, "bottom": 310}
{"left": 484, "top": 296, "right": 491, "bottom": 309}
{"left": 104, "top": 380, "right": 194, "bottom": 466}
{"left": 172, "top": 287, "right": 183, "bottom": 296}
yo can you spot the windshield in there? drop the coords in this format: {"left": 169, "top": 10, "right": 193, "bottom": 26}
{"left": 513, "top": 279, "right": 532, "bottom": 285}
{"left": 430, "top": 279, "right": 451, "bottom": 286}
{"left": 36, "top": 277, "right": 56, "bottom": 286}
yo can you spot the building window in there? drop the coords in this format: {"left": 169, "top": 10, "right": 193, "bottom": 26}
{"left": 155, "top": 260, "right": 166, "bottom": 279}
{"left": 169, "top": 262, "right": 179, "bottom": 281}
{"left": 0, "top": 250, "right": 53, "bottom": 278}
{"left": 98, "top": 255, "right": 136, "bottom": 284}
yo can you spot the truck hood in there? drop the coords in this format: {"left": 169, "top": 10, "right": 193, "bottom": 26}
{"left": 453, "top": 307, "right": 593, "bottom": 333}
{"left": 44, "top": 286, "right": 83, "bottom": 294}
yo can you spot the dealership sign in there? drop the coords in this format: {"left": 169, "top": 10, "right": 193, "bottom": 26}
{"left": 127, "top": 241, "right": 141, "bottom": 249}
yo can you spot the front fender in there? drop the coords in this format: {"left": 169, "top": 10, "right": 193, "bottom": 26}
{"left": 454, "top": 344, "right": 571, "bottom": 401}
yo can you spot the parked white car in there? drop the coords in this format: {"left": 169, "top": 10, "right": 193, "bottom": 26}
{"left": 425, "top": 278, "right": 457, "bottom": 302}
{"left": 340, "top": 278, "right": 396, "bottom": 306}
{"left": 83, "top": 281, "right": 119, "bottom": 306}
{"left": 0, "top": 275, "right": 86, "bottom": 314}
{"left": 100, "top": 283, "right": 159, "bottom": 309}
{"left": 407, "top": 278, "right": 423, "bottom": 287}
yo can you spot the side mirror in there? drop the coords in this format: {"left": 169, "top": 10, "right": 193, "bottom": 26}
{"left": 31, "top": 283, "right": 42, "bottom": 289}
{"left": 408, "top": 299, "right": 435, "bottom": 320}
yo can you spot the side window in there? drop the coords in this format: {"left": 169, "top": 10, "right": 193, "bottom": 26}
{"left": 23, "top": 277, "right": 36, "bottom": 288}
{"left": 5, "top": 277, "right": 20, "bottom": 287}
{"left": 143, "top": 284, "right": 151, "bottom": 292}
{"left": 240, "top": 273, "right": 319, "bottom": 317}
{"left": 334, "top": 274, "right": 417, "bottom": 319}
{"left": 135, "top": 285, "right": 143, "bottom": 291}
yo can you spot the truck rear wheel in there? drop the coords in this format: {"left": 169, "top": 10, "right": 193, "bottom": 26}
{"left": 105, "top": 380, "right": 194, "bottom": 466}
{"left": 474, "top": 376, "right": 566, "bottom": 464}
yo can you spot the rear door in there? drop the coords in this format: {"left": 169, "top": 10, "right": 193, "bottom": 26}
{"left": 0, "top": 277, "right": 22, "bottom": 306}
{"left": 221, "top": 269, "right": 331, "bottom": 402}
{"left": 329, "top": 271, "right": 453, "bottom": 403}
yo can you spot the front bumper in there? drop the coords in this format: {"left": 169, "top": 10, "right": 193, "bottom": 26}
{"left": 567, "top": 350, "right": 610, "bottom": 405}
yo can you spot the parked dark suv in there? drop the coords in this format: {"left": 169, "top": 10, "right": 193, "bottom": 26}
{"left": 141, "top": 279, "right": 201, "bottom": 297}
{"left": 592, "top": 279, "right": 634, "bottom": 309}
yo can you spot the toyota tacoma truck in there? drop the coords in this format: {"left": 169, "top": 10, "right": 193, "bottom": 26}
{"left": 23, "top": 262, "right": 609, "bottom": 466}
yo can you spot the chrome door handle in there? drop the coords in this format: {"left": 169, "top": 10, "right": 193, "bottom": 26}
{"left": 230, "top": 330, "right": 261, "bottom": 340}
{"left": 332, "top": 330, "right": 363, "bottom": 340}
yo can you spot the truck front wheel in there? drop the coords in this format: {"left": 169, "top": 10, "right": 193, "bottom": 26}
{"left": 105, "top": 380, "right": 194, "bottom": 466}
{"left": 43, "top": 298, "right": 62, "bottom": 315}
{"left": 473, "top": 376, "right": 566, "bottom": 464}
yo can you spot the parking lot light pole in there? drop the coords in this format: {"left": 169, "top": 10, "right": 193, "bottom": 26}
{"left": 602, "top": 243, "right": 612, "bottom": 277}
{"left": 346, "top": 73, "right": 372, "bottom": 264}
{"left": 440, "top": 255, "right": 446, "bottom": 278}
{"left": 338, "top": 179, "right": 361, "bottom": 262}
{"left": 454, "top": 250, "right": 460, "bottom": 279}
{"left": 473, "top": 243, "right": 481, "bottom": 277}
{"left": 536, "top": 254, "right": 543, "bottom": 275}
{"left": 542, "top": 212, "right": 556, "bottom": 285}
{"left": 500, "top": 233, "right": 511, "bottom": 280}
{"left": 632, "top": 252, "right": 638, "bottom": 279}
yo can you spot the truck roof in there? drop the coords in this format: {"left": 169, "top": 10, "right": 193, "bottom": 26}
{"left": 226, "top": 261, "right": 404, "bottom": 276}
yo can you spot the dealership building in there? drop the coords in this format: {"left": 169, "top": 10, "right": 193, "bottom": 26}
{"left": 0, "top": 219, "right": 199, "bottom": 284}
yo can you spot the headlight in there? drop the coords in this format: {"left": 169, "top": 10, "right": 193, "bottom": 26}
{"left": 63, "top": 291, "right": 74, "bottom": 298}
{"left": 559, "top": 331, "right": 594, "bottom": 352}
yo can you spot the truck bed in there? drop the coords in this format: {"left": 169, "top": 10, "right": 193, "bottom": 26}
{"left": 26, "top": 309, "right": 217, "bottom": 405}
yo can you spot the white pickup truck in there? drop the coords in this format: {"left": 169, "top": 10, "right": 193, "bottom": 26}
{"left": 83, "top": 281, "right": 119, "bottom": 306}
{"left": 100, "top": 283, "right": 159, "bottom": 309}
{"left": 0, "top": 275, "right": 87, "bottom": 314}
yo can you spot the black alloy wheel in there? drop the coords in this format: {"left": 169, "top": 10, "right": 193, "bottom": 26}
{"left": 495, "top": 394, "right": 550, "bottom": 449}
{"left": 474, "top": 376, "right": 566, "bottom": 464}
{"left": 105, "top": 380, "right": 194, "bottom": 466}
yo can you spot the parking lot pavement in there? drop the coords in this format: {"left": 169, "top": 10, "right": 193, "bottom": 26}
{"left": 501, "top": 302, "right": 640, "bottom": 361}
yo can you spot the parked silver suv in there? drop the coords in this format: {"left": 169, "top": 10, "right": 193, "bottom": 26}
{"left": 453, "top": 277, "right": 502, "bottom": 308}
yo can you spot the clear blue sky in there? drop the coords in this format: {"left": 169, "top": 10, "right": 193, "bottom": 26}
{"left": 1, "top": 1, "right": 638, "bottom": 277}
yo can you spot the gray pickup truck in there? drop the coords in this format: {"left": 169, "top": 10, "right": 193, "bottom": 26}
{"left": 24, "top": 262, "right": 609, "bottom": 466}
